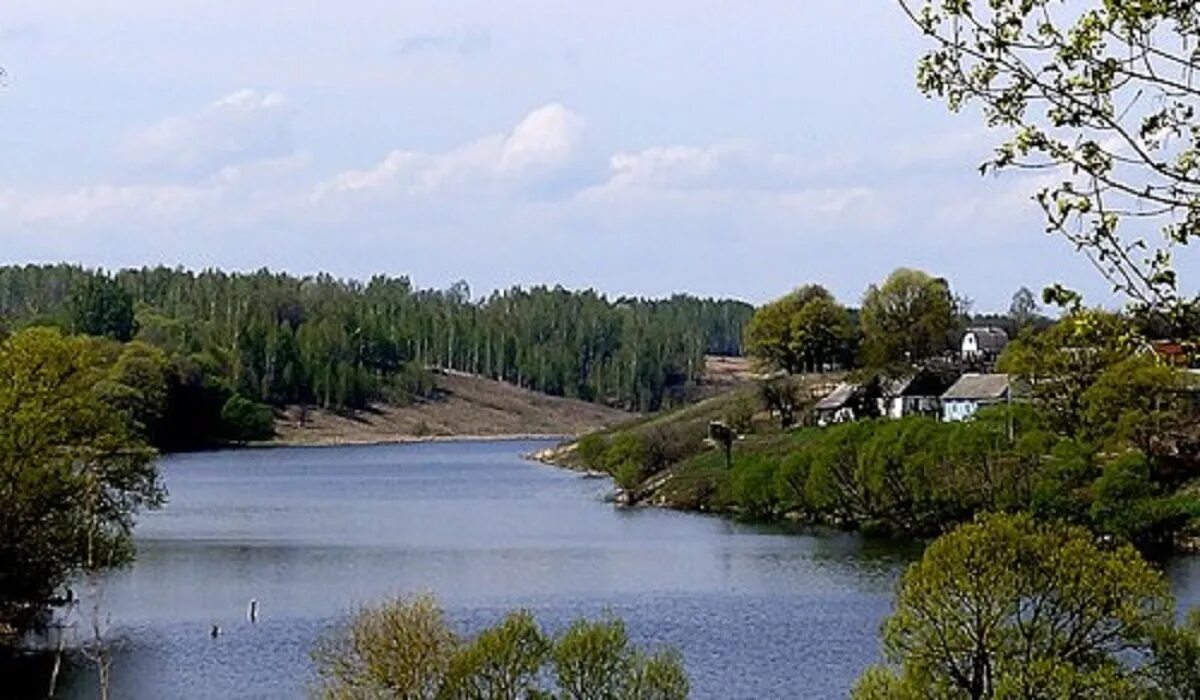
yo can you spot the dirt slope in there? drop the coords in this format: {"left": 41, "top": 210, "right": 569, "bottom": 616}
{"left": 271, "top": 371, "right": 632, "bottom": 447}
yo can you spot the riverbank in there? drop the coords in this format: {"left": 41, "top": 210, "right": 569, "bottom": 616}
{"left": 534, "top": 379, "right": 1200, "bottom": 556}
{"left": 269, "top": 371, "right": 631, "bottom": 447}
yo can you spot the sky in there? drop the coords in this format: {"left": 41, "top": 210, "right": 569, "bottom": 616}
{"left": 0, "top": 1, "right": 1181, "bottom": 311}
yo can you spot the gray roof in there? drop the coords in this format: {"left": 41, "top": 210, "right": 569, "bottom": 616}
{"left": 942, "top": 373, "right": 1010, "bottom": 401}
{"left": 814, "top": 382, "right": 858, "bottom": 410}
{"left": 964, "top": 326, "right": 1010, "bottom": 352}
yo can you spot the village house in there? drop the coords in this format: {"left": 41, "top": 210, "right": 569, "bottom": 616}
{"left": 1140, "top": 339, "right": 1194, "bottom": 368}
{"left": 813, "top": 382, "right": 862, "bottom": 426}
{"left": 877, "top": 370, "right": 955, "bottom": 420}
{"left": 941, "top": 373, "right": 1012, "bottom": 422}
{"left": 960, "top": 326, "right": 1009, "bottom": 363}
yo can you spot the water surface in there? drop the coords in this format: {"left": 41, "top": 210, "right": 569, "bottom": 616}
{"left": 46, "top": 440, "right": 1200, "bottom": 699}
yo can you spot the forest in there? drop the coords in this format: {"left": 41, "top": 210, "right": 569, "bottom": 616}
{"left": 0, "top": 264, "right": 752, "bottom": 449}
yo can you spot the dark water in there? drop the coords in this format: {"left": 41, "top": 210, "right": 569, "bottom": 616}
{"left": 43, "top": 440, "right": 1200, "bottom": 699}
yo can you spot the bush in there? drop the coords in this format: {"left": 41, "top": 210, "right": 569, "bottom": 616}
{"left": 576, "top": 433, "right": 609, "bottom": 471}
{"left": 312, "top": 594, "right": 689, "bottom": 699}
{"left": 220, "top": 394, "right": 276, "bottom": 443}
{"left": 729, "top": 455, "right": 779, "bottom": 519}
{"left": 723, "top": 395, "right": 756, "bottom": 435}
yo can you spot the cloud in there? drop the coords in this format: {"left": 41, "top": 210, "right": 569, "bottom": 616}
{"left": 122, "top": 89, "right": 295, "bottom": 176}
{"left": 396, "top": 28, "right": 491, "bottom": 58}
{"left": 317, "top": 103, "right": 585, "bottom": 198}
{"left": 0, "top": 183, "right": 216, "bottom": 230}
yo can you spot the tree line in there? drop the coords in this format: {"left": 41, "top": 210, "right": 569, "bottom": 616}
{"left": 0, "top": 265, "right": 753, "bottom": 448}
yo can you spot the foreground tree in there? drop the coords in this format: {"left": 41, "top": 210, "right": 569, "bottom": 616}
{"left": 860, "top": 268, "right": 956, "bottom": 366}
{"left": 0, "top": 328, "right": 164, "bottom": 640}
{"left": 853, "top": 513, "right": 1194, "bottom": 700}
{"left": 312, "top": 594, "right": 689, "bottom": 699}
{"left": 900, "top": 0, "right": 1200, "bottom": 316}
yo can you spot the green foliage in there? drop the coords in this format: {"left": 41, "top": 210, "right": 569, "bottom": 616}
{"left": 0, "top": 328, "right": 163, "bottom": 640}
{"left": 854, "top": 513, "right": 1180, "bottom": 700}
{"left": 443, "top": 611, "right": 550, "bottom": 700}
{"left": 901, "top": 0, "right": 1200, "bottom": 311}
{"left": 654, "top": 406, "right": 1199, "bottom": 551}
{"left": 757, "top": 378, "right": 804, "bottom": 429}
{"left": 1081, "top": 354, "right": 1187, "bottom": 454}
{"left": 998, "top": 310, "right": 1136, "bottom": 436}
{"left": 860, "top": 268, "right": 956, "bottom": 366}
{"left": 553, "top": 617, "right": 688, "bottom": 700}
{"left": 576, "top": 433, "right": 610, "bottom": 471}
{"left": 312, "top": 595, "right": 688, "bottom": 699}
{"left": 313, "top": 594, "right": 458, "bottom": 699}
{"left": 721, "top": 394, "right": 756, "bottom": 435}
{"left": 0, "top": 265, "right": 754, "bottom": 417}
{"left": 69, "top": 274, "right": 135, "bottom": 341}
{"left": 728, "top": 455, "right": 778, "bottom": 519}
{"left": 102, "top": 341, "right": 171, "bottom": 443}
{"left": 1089, "top": 451, "right": 1198, "bottom": 554}
{"left": 220, "top": 394, "right": 276, "bottom": 443}
{"left": 744, "top": 285, "right": 852, "bottom": 373}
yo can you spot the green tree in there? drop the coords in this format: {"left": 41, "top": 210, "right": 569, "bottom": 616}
{"left": 998, "top": 310, "right": 1135, "bottom": 436}
{"left": 854, "top": 513, "right": 1179, "bottom": 700}
{"left": 860, "top": 269, "right": 955, "bottom": 366}
{"left": 1081, "top": 355, "right": 1187, "bottom": 456}
{"left": 312, "top": 594, "right": 688, "bottom": 699}
{"left": 101, "top": 341, "right": 172, "bottom": 443}
{"left": 758, "top": 378, "right": 803, "bottom": 429}
{"left": 70, "top": 275, "right": 136, "bottom": 341}
{"left": 1089, "top": 451, "right": 1197, "bottom": 554}
{"left": 899, "top": 0, "right": 1200, "bottom": 314}
{"left": 744, "top": 285, "right": 851, "bottom": 373}
{"left": 0, "top": 328, "right": 163, "bottom": 639}
{"left": 220, "top": 394, "right": 276, "bottom": 443}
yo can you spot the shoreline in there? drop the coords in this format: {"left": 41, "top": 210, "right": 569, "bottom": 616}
{"left": 252, "top": 432, "right": 573, "bottom": 450}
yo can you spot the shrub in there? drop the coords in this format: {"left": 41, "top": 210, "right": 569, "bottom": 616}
{"left": 220, "top": 394, "right": 276, "bottom": 442}
{"left": 576, "top": 433, "right": 609, "bottom": 471}
{"left": 313, "top": 595, "right": 689, "bottom": 699}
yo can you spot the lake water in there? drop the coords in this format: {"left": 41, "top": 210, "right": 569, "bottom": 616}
{"left": 39, "top": 440, "right": 1200, "bottom": 699}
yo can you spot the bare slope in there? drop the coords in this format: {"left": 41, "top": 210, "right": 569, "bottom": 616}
{"left": 271, "top": 371, "right": 632, "bottom": 446}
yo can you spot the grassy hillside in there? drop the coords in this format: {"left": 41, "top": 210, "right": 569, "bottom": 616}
{"left": 272, "top": 370, "right": 633, "bottom": 446}
{"left": 535, "top": 373, "right": 839, "bottom": 507}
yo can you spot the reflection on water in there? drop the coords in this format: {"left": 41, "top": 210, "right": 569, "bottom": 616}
{"left": 35, "top": 440, "right": 1200, "bottom": 699}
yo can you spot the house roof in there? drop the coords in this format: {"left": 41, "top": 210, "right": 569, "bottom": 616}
{"left": 942, "top": 373, "right": 1011, "bottom": 401}
{"left": 881, "top": 370, "right": 956, "bottom": 398}
{"left": 881, "top": 375, "right": 914, "bottom": 397}
{"left": 814, "top": 382, "right": 858, "bottom": 410}
{"left": 964, "top": 326, "right": 1010, "bottom": 352}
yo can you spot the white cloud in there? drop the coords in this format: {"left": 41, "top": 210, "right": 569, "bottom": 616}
{"left": 316, "top": 103, "right": 585, "bottom": 199}
{"left": 0, "top": 183, "right": 216, "bottom": 229}
{"left": 122, "top": 89, "right": 295, "bottom": 175}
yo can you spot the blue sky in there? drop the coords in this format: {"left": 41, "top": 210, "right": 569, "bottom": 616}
{"left": 0, "top": 1, "right": 1166, "bottom": 310}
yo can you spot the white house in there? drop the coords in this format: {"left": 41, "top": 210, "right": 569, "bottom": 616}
{"left": 941, "top": 373, "right": 1011, "bottom": 422}
{"left": 961, "top": 327, "right": 1010, "bottom": 362}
